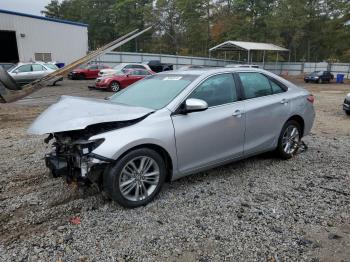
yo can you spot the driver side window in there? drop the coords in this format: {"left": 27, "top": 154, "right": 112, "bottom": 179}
{"left": 16, "top": 65, "right": 32, "bottom": 73}
{"left": 189, "top": 73, "right": 237, "bottom": 107}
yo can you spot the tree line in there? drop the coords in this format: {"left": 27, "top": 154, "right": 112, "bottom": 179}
{"left": 42, "top": 0, "right": 350, "bottom": 62}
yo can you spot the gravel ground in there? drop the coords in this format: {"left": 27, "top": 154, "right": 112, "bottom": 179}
{"left": 0, "top": 78, "right": 349, "bottom": 261}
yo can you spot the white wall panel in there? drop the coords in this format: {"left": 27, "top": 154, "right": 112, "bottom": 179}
{"left": 0, "top": 12, "right": 88, "bottom": 64}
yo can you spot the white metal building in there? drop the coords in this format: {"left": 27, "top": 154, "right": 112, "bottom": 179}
{"left": 0, "top": 9, "right": 88, "bottom": 64}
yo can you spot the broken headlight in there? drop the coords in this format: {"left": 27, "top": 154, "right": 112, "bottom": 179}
{"left": 75, "top": 138, "right": 105, "bottom": 155}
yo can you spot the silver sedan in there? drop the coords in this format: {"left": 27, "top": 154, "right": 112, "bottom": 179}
{"left": 8, "top": 62, "right": 62, "bottom": 85}
{"left": 29, "top": 68, "right": 315, "bottom": 208}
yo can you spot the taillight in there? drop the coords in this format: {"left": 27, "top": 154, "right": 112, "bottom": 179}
{"left": 307, "top": 94, "right": 315, "bottom": 103}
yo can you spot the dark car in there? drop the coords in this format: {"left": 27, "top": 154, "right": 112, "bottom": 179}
{"left": 304, "top": 71, "right": 334, "bottom": 83}
{"left": 343, "top": 93, "right": 350, "bottom": 115}
{"left": 145, "top": 60, "right": 173, "bottom": 73}
{"left": 68, "top": 64, "right": 110, "bottom": 80}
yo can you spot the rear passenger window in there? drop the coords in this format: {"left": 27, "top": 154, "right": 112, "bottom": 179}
{"left": 32, "top": 64, "right": 46, "bottom": 71}
{"left": 238, "top": 72, "right": 272, "bottom": 99}
{"left": 189, "top": 73, "right": 237, "bottom": 107}
{"left": 270, "top": 79, "right": 284, "bottom": 94}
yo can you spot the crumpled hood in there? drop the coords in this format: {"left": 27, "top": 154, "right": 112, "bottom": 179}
{"left": 28, "top": 96, "right": 153, "bottom": 135}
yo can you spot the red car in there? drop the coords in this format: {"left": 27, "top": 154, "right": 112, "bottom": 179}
{"left": 68, "top": 64, "right": 110, "bottom": 80}
{"left": 93, "top": 69, "right": 154, "bottom": 92}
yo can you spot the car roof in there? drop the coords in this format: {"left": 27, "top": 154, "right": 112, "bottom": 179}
{"left": 160, "top": 67, "right": 265, "bottom": 76}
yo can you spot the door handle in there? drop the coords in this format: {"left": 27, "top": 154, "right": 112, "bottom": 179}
{"left": 232, "top": 109, "right": 243, "bottom": 117}
{"left": 280, "top": 99, "right": 289, "bottom": 104}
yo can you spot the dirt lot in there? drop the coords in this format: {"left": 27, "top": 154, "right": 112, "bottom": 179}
{"left": 0, "top": 78, "right": 349, "bottom": 261}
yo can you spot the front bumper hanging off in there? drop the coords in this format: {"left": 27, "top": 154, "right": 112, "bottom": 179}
{"left": 45, "top": 152, "right": 112, "bottom": 186}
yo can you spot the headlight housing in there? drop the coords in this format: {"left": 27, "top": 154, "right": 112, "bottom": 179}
{"left": 75, "top": 138, "right": 105, "bottom": 155}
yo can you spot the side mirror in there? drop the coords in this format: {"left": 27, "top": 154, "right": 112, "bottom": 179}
{"left": 183, "top": 98, "right": 208, "bottom": 114}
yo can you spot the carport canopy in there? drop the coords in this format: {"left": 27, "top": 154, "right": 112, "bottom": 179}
{"left": 209, "top": 41, "right": 289, "bottom": 63}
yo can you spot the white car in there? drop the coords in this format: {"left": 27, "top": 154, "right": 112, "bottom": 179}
{"left": 8, "top": 62, "right": 62, "bottom": 85}
{"left": 225, "top": 64, "right": 259, "bottom": 68}
{"left": 98, "top": 63, "right": 152, "bottom": 77}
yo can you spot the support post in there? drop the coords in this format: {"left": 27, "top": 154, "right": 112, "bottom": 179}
{"left": 247, "top": 50, "right": 250, "bottom": 64}
{"left": 263, "top": 50, "right": 266, "bottom": 69}
{"left": 275, "top": 52, "right": 279, "bottom": 74}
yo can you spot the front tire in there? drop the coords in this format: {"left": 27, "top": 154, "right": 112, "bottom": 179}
{"left": 103, "top": 148, "right": 166, "bottom": 208}
{"left": 109, "top": 81, "right": 120, "bottom": 92}
{"left": 277, "top": 120, "right": 302, "bottom": 159}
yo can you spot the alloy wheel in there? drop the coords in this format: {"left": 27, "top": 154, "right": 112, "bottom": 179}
{"left": 111, "top": 82, "right": 120, "bottom": 92}
{"left": 119, "top": 156, "right": 160, "bottom": 202}
{"left": 281, "top": 125, "right": 300, "bottom": 154}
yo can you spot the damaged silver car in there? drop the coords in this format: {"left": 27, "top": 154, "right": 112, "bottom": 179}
{"left": 29, "top": 68, "right": 315, "bottom": 208}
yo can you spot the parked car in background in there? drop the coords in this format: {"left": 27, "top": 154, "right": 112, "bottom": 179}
{"left": 98, "top": 63, "right": 152, "bottom": 77}
{"left": 343, "top": 93, "right": 350, "bottom": 115}
{"left": 93, "top": 69, "right": 154, "bottom": 92}
{"left": 178, "top": 65, "right": 207, "bottom": 70}
{"left": 145, "top": 60, "right": 173, "bottom": 73}
{"left": 8, "top": 62, "right": 62, "bottom": 85}
{"left": 304, "top": 71, "right": 334, "bottom": 83}
{"left": 68, "top": 64, "right": 110, "bottom": 80}
{"left": 29, "top": 67, "right": 315, "bottom": 208}
{"left": 225, "top": 64, "right": 260, "bottom": 68}
{"left": 0, "top": 63, "right": 15, "bottom": 71}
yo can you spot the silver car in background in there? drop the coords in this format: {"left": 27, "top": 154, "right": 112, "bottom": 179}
{"left": 8, "top": 62, "right": 62, "bottom": 85}
{"left": 29, "top": 68, "right": 315, "bottom": 208}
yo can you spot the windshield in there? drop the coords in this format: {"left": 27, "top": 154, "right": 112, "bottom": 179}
{"left": 113, "top": 64, "right": 125, "bottom": 70}
{"left": 113, "top": 70, "right": 125, "bottom": 76}
{"left": 78, "top": 64, "right": 89, "bottom": 69}
{"left": 110, "top": 74, "right": 198, "bottom": 109}
{"left": 45, "top": 64, "right": 58, "bottom": 70}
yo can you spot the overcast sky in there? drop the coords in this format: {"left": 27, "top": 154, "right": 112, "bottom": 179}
{"left": 0, "top": 0, "right": 55, "bottom": 16}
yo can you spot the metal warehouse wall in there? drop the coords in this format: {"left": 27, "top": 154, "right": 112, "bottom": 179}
{"left": 0, "top": 12, "right": 88, "bottom": 64}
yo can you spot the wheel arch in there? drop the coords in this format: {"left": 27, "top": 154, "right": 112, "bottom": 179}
{"left": 286, "top": 115, "right": 305, "bottom": 136}
{"left": 114, "top": 143, "right": 173, "bottom": 182}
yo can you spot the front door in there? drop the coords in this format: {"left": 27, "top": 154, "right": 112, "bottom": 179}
{"left": 171, "top": 73, "right": 245, "bottom": 174}
{"left": 236, "top": 72, "right": 291, "bottom": 155}
{"left": 13, "top": 64, "right": 33, "bottom": 84}
{"left": 87, "top": 65, "right": 99, "bottom": 78}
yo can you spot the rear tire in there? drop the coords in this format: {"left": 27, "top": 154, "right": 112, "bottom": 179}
{"left": 277, "top": 120, "right": 302, "bottom": 159}
{"left": 346, "top": 110, "right": 350, "bottom": 116}
{"left": 103, "top": 148, "right": 166, "bottom": 208}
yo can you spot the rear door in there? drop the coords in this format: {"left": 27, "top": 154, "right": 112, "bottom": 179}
{"left": 236, "top": 72, "right": 290, "bottom": 155}
{"left": 31, "top": 64, "right": 47, "bottom": 80}
{"left": 171, "top": 73, "right": 245, "bottom": 174}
